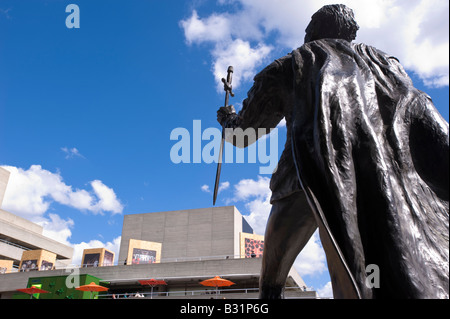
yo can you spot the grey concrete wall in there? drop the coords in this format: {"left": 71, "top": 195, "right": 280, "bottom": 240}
{"left": 0, "top": 240, "right": 24, "bottom": 261}
{"left": 119, "top": 206, "right": 241, "bottom": 263}
{"left": 233, "top": 207, "right": 244, "bottom": 256}
{"left": 0, "top": 210, "right": 73, "bottom": 260}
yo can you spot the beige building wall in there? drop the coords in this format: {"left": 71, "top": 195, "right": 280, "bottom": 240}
{"left": 19, "top": 249, "right": 57, "bottom": 272}
{"left": 0, "top": 167, "right": 10, "bottom": 209}
{"left": 126, "top": 239, "right": 162, "bottom": 265}
{"left": 81, "top": 248, "right": 115, "bottom": 267}
{"left": 0, "top": 260, "right": 14, "bottom": 274}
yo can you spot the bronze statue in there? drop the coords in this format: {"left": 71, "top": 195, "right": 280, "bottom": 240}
{"left": 217, "top": 4, "right": 449, "bottom": 299}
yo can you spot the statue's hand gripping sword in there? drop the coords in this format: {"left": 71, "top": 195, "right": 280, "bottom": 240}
{"left": 213, "top": 66, "right": 234, "bottom": 205}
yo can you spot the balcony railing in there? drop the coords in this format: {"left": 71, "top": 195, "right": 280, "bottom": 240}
{"left": 97, "top": 286, "right": 315, "bottom": 299}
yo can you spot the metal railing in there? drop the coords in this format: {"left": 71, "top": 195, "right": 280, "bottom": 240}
{"left": 97, "top": 286, "right": 314, "bottom": 299}
{"left": 0, "top": 238, "right": 32, "bottom": 251}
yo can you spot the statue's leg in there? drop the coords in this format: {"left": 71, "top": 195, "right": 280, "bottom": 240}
{"left": 259, "top": 191, "right": 317, "bottom": 299}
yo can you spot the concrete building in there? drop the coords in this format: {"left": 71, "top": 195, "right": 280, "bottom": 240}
{"left": 0, "top": 167, "right": 317, "bottom": 299}
{"left": 104, "top": 206, "right": 315, "bottom": 298}
{"left": 119, "top": 206, "right": 259, "bottom": 263}
{"left": 1, "top": 206, "right": 316, "bottom": 299}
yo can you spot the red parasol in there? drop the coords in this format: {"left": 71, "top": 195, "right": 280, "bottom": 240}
{"left": 200, "top": 276, "right": 235, "bottom": 298}
{"left": 75, "top": 282, "right": 108, "bottom": 299}
{"left": 17, "top": 287, "right": 50, "bottom": 299}
{"left": 138, "top": 279, "right": 167, "bottom": 299}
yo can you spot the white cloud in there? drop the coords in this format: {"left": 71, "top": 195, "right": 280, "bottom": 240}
{"left": 349, "top": 0, "right": 449, "bottom": 87}
{"left": 224, "top": 0, "right": 317, "bottom": 49}
{"left": 0, "top": 8, "right": 11, "bottom": 19}
{"left": 180, "top": 10, "right": 273, "bottom": 92}
{"left": 233, "top": 175, "right": 270, "bottom": 201}
{"left": 201, "top": 184, "right": 211, "bottom": 193}
{"left": 317, "top": 281, "right": 334, "bottom": 298}
{"left": 61, "top": 147, "right": 85, "bottom": 159}
{"left": 91, "top": 180, "right": 123, "bottom": 215}
{"left": 293, "top": 231, "right": 327, "bottom": 277}
{"left": 212, "top": 39, "right": 272, "bottom": 91}
{"left": 202, "top": 181, "right": 230, "bottom": 195}
{"left": 219, "top": 181, "right": 230, "bottom": 193}
{"left": 181, "top": 10, "right": 231, "bottom": 44}
{"left": 244, "top": 195, "right": 272, "bottom": 237}
{"left": 38, "top": 213, "right": 74, "bottom": 246}
{"left": 0, "top": 165, "right": 124, "bottom": 219}
{"left": 181, "top": 0, "right": 449, "bottom": 87}
{"left": 227, "top": 175, "right": 271, "bottom": 235}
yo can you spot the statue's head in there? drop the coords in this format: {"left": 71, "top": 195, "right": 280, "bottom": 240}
{"left": 304, "top": 4, "right": 359, "bottom": 43}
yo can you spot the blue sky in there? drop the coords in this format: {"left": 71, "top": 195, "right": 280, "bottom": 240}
{"left": 0, "top": 0, "right": 448, "bottom": 298}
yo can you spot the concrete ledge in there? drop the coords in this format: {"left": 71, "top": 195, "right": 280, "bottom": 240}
{"left": 0, "top": 213, "right": 73, "bottom": 260}
{"left": 0, "top": 209, "right": 42, "bottom": 235}
{"left": 0, "top": 240, "right": 25, "bottom": 261}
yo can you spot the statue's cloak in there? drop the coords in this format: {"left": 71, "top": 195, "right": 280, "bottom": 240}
{"left": 291, "top": 39, "right": 449, "bottom": 299}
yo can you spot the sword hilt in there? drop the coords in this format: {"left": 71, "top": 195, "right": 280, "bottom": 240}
{"left": 222, "top": 78, "right": 235, "bottom": 97}
{"left": 221, "top": 66, "right": 235, "bottom": 105}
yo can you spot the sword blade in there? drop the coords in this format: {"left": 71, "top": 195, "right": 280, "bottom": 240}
{"left": 213, "top": 66, "right": 234, "bottom": 206}
{"left": 213, "top": 128, "right": 225, "bottom": 205}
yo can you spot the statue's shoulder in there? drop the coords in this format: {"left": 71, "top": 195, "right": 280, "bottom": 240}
{"left": 352, "top": 42, "right": 400, "bottom": 63}
{"left": 254, "top": 53, "right": 293, "bottom": 81}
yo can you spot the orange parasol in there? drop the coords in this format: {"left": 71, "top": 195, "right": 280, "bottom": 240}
{"left": 76, "top": 282, "right": 108, "bottom": 299}
{"left": 138, "top": 279, "right": 167, "bottom": 286}
{"left": 200, "top": 276, "right": 235, "bottom": 297}
{"left": 17, "top": 287, "right": 50, "bottom": 299}
{"left": 139, "top": 279, "right": 167, "bottom": 299}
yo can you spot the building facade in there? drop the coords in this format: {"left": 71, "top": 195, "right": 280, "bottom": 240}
{"left": 119, "top": 206, "right": 257, "bottom": 264}
{"left": 0, "top": 167, "right": 317, "bottom": 299}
